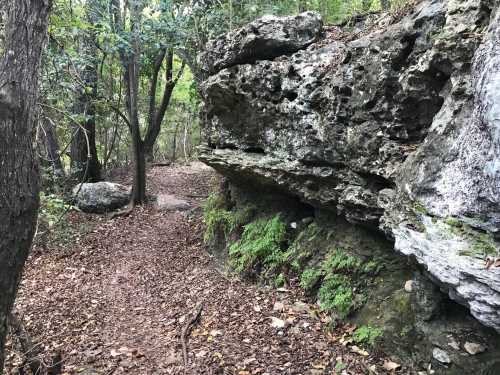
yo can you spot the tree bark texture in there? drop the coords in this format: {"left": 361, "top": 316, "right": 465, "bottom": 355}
{"left": 0, "top": 0, "right": 51, "bottom": 370}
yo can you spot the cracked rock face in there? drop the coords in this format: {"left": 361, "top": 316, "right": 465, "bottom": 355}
{"left": 199, "top": 1, "right": 500, "bottom": 332}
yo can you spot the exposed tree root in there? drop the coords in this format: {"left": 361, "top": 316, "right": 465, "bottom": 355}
{"left": 180, "top": 303, "right": 203, "bottom": 372}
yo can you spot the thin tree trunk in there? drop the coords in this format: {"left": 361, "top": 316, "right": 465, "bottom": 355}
{"left": 172, "top": 122, "right": 179, "bottom": 162}
{"left": 0, "top": 0, "right": 51, "bottom": 368}
{"left": 112, "top": 0, "right": 147, "bottom": 205}
{"left": 70, "top": 0, "right": 102, "bottom": 182}
{"left": 298, "top": 0, "right": 307, "bottom": 12}
{"left": 127, "top": 2, "right": 146, "bottom": 205}
{"left": 144, "top": 50, "right": 185, "bottom": 161}
{"left": 183, "top": 120, "right": 189, "bottom": 163}
{"left": 42, "top": 117, "right": 65, "bottom": 177}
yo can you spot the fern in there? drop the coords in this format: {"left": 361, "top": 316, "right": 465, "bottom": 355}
{"left": 229, "top": 214, "right": 287, "bottom": 273}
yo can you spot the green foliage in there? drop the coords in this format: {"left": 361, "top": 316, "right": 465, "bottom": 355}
{"left": 352, "top": 325, "right": 382, "bottom": 346}
{"left": 274, "top": 273, "right": 286, "bottom": 287}
{"left": 202, "top": 193, "right": 234, "bottom": 244}
{"left": 313, "top": 248, "right": 381, "bottom": 317}
{"left": 202, "top": 192, "right": 255, "bottom": 244}
{"left": 300, "top": 268, "right": 323, "bottom": 290}
{"left": 318, "top": 274, "right": 354, "bottom": 318}
{"left": 39, "top": 193, "right": 73, "bottom": 229}
{"left": 335, "top": 361, "right": 347, "bottom": 371}
{"left": 229, "top": 214, "right": 287, "bottom": 273}
{"left": 322, "top": 249, "right": 361, "bottom": 273}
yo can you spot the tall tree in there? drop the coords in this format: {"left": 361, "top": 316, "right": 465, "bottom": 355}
{"left": 111, "top": 0, "right": 186, "bottom": 203}
{"left": 0, "top": 0, "right": 51, "bottom": 368}
{"left": 70, "top": 0, "right": 102, "bottom": 182}
{"left": 144, "top": 48, "right": 185, "bottom": 160}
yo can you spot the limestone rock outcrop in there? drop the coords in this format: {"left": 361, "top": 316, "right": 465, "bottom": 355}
{"left": 198, "top": 0, "right": 500, "bottom": 333}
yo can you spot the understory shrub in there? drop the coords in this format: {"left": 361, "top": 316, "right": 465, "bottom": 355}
{"left": 39, "top": 193, "right": 74, "bottom": 230}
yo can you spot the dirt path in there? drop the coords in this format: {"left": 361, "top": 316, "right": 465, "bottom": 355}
{"left": 5, "top": 164, "right": 383, "bottom": 375}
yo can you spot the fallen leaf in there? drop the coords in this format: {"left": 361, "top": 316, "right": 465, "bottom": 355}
{"left": 270, "top": 317, "right": 286, "bottom": 328}
{"left": 273, "top": 302, "right": 285, "bottom": 311}
{"left": 351, "top": 345, "right": 369, "bottom": 356}
{"left": 383, "top": 360, "right": 401, "bottom": 371}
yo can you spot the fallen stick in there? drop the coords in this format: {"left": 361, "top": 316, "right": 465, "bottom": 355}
{"left": 181, "top": 303, "right": 203, "bottom": 371}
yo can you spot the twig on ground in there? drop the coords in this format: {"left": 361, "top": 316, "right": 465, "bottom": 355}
{"left": 181, "top": 303, "right": 203, "bottom": 371}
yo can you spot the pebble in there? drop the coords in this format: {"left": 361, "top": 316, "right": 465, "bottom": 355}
{"left": 464, "top": 342, "right": 486, "bottom": 355}
{"left": 432, "top": 348, "right": 451, "bottom": 364}
{"left": 404, "top": 280, "right": 414, "bottom": 292}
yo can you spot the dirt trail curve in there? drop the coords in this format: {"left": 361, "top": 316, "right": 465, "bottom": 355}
{"left": 5, "top": 164, "right": 384, "bottom": 375}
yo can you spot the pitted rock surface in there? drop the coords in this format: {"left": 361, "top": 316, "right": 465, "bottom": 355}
{"left": 199, "top": 2, "right": 500, "bottom": 332}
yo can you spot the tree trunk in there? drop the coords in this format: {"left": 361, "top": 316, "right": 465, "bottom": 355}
{"left": 114, "top": 0, "right": 147, "bottom": 205}
{"left": 144, "top": 50, "right": 185, "bottom": 162}
{"left": 70, "top": 0, "right": 102, "bottom": 182}
{"left": 172, "top": 122, "right": 179, "bottom": 162}
{"left": 42, "top": 117, "right": 65, "bottom": 177}
{"left": 380, "top": 0, "right": 391, "bottom": 10}
{"left": 0, "top": 0, "right": 51, "bottom": 368}
{"left": 298, "top": 0, "right": 307, "bottom": 12}
{"left": 131, "top": 136, "right": 146, "bottom": 205}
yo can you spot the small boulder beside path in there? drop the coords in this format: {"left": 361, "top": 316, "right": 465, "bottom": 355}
{"left": 73, "top": 182, "right": 130, "bottom": 213}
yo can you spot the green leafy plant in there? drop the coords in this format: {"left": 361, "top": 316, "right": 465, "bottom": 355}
{"left": 352, "top": 325, "right": 382, "bottom": 347}
{"left": 202, "top": 192, "right": 255, "bottom": 244}
{"left": 335, "top": 360, "right": 347, "bottom": 371}
{"left": 39, "top": 193, "right": 74, "bottom": 229}
{"left": 318, "top": 274, "right": 354, "bottom": 318}
{"left": 300, "top": 268, "right": 323, "bottom": 291}
{"left": 229, "top": 214, "right": 287, "bottom": 274}
{"left": 274, "top": 273, "right": 286, "bottom": 287}
{"left": 313, "top": 249, "right": 381, "bottom": 317}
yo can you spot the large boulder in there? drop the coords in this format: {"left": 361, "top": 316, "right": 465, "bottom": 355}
{"left": 73, "top": 182, "right": 130, "bottom": 213}
{"left": 198, "top": 0, "right": 500, "bottom": 336}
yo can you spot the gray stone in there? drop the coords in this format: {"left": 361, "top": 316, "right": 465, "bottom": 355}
{"left": 200, "top": 12, "right": 323, "bottom": 75}
{"left": 464, "top": 342, "right": 486, "bottom": 355}
{"left": 410, "top": 272, "right": 443, "bottom": 322}
{"left": 433, "top": 348, "right": 451, "bottom": 364}
{"left": 73, "top": 182, "right": 130, "bottom": 213}
{"left": 155, "top": 194, "right": 191, "bottom": 212}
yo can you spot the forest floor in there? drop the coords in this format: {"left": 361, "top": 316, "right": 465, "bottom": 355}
{"left": 4, "top": 163, "right": 392, "bottom": 375}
